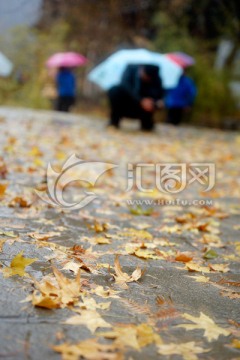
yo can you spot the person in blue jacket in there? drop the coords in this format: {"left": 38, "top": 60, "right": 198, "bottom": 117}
{"left": 56, "top": 67, "right": 76, "bottom": 112}
{"left": 165, "top": 70, "right": 197, "bottom": 125}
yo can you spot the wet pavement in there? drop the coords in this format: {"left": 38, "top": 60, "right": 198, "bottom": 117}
{"left": 0, "top": 107, "right": 239, "bottom": 360}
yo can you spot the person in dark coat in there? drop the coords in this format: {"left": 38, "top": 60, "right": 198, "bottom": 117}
{"left": 107, "top": 64, "right": 164, "bottom": 131}
{"left": 56, "top": 67, "right": 76, "bottom": 112}
{"left": 165, "top": 71, "right": 197, "bottom": 126}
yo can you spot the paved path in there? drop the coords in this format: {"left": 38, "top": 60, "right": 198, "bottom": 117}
{"left": 0, "top": 107, "right": 239, "bottom": 360}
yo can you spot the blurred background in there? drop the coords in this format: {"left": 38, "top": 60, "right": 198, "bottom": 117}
{"left": 0, "top": 0, "right": 240, "bottom": 128}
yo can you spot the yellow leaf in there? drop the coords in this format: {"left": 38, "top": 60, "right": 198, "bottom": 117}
{"left": 99, "top": 327, "right": 140, "bottom": 351}
{"left": 94, "top": 237, "right": 111, "bottom": 244}
{"left": 92, "top": 286, "right": 120, "bottom": 298}
{"left": 64, "top": 310, "right": 112, "bottom": 333}
{"left": 158, "top": 341, "right": 209, "bottom": 360}
{"left": 185, "top": 262, "right": 210, "bottom": 273}
{"left": 177, "top": 312, "right": 231, "bottom": 341}
{"left": 32, "top": 267, "right": 81, "bottom": 309}
{"left": 118, "top": 228, "right": 153, "bottom": 240}
{"left": 3, "top": 251, "right": 37, "bottom": 277}
{"left": 53, "top": 339, "right": 122, "bottom": 360}
{"left": 32, "top": 294, "right": 60, "bottom": 309}
{"left": 0, "top": 230, "right": 17, "bottom": 238}
{"left": 28, "top": 146, "right": 43, "bottom": 157}
{"left": 33, "top": 158, "right": 44, "bottom": 167}
{"left": 63, "top": 261, "right": 82, "bottom": 275}
{"left": 209, "top": 263, "right": 230, "bottom": 273}
{"left": 28, "top": 231, "right": 60, "bottom": 241}
{"left": 0, "top": 239, "right": 6, "bottom": 252}
{"left": 231, "top": 339, "right": 240, "bottom": 349}
{"left": 0, "top": 183, "right": 7, "bottom": 197}
{"left": 99, "top": 324, "right": 162, "bottom": 350}
{"left": 186, "top": 275, "right": 210, "bottom": 283}
{"left": 112, "top": 256, "right": 143, "bottom": 289}
{"left": 56, "top": 151, "right": 66, "bottom": 161}
{"left": 133, "top": 248, "right": 162, "bottom": 260}
{"left": 137, "top": 323, "right": 162, "bottom": 347}
{"left": 77, "top": 296, "right": 111, "bottom": 311}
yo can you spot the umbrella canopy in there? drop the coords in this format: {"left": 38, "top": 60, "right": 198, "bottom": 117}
{"left": 88, "top": 49, "right": 183, "bottom": 90}
{"left": 46, "top": 52, "right": 87, "bottom": 68}
{"left": 0, "top": 52, "right": 13, "bottom": 77}
{"left": 166, "top": 52, "right": 195, "bottom": 68}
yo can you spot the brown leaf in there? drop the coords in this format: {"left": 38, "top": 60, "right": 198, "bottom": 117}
{"left": 112, "top": 256, "right": 143, "bottom": 288}
{"left": 32, "top": 267, "right": 81, "bottom": 309}
{"left": 175, "top": 252, "right": 193, "bottom": 263}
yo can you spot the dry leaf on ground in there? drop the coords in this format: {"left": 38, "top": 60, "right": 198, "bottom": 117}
{"left": 2, "top": 251, "right": 37, "bottom": 277}
{"left": 111, "top": 256, "right": 143, "bottom": 289}
{"left": 31, "top": 267, "right": 81, "bottom": 309}
{"left": 64, "top": 310, "right": 112, "bottom": 333}
{"left": 52, "top": 338, "right": 123, "bottom": 360}
{"left": 177, "top": 312, "right": 231, "bottom": 341}
{"left": 157, "top": 341, "right": 209, "bottom": 360}
{"left": 98, "top": 323, "right": 161, "bottom": 351}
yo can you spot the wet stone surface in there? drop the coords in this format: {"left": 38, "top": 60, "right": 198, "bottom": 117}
{"left": 0, "top": 107, "right": 239, "bottom": 359}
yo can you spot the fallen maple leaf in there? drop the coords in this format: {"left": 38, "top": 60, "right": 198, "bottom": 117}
{"left": 98, "top": 323, "right": 161, "bottom": 351}
{"left": 32, "top": 267, "right": 81, "bottom": 309}
{"left": 0, "top": 157, "right": 7, "bottom": 178}
{"left": 133, "top": 248, "right": 162, "bottom": 260}
{"left": 9, "top": 196, "right": 32, "bottom": 208}
{"left": 0, "top": 230, "right": 17, "bottom": 238}
{"left": 93, "top": 221, "right": 108, "bottom": 233}
{"left": 185, "top": 262, "right": 210, "bottom": 273}
{"left": 208, "top": 263, "right": 230, "bottom": 273}
{"left": 177, "top": 312, "right": 231, "bottom": 341}
{"left": 200, "top": 234, "right": 223, "bottom": 247}
{"left": 186, "top": 275, "right": 210, "bottom": 283}
{"left": 220, "top": 290, "right": 240, "bottom": 299}
{"left": 157, "top": 341, "right": 209, "bottom": 360}
{"left": 28, "top": 231, "right": 60, "bottom": 241}
{"left": 175, "top": 252, "right": 193, "bottom": 263}
{"left": 78, "top": 296, "right": 111, "bottom": 311}
{"left": 92, "top": 286, "right": 120, "bottom": 298}
{"left": 64, "top": 310, "right": 112, "bottom": 333}
{"left": 0, "top": 183, "right": 7, "bottom": 197}
{"left": 0, "top": 239, "right": 6, "bottom": 252}
{"left": 3, "top": 251, "right": 37, "bottom": 277}
{"left": 118, "top": 228, "right": 153, "bottom": 240}
{"left": 94, "top": 236, "right": 111, "bottom": 245}
{"left": 112, "top": 256, "right": 143, "bottom": 289}
{"left": 203, "top": 249, "right": 218, "bottom": 259}
{"left": 52, "top": 338, "right": 122, "bottom": 360}
{"left": 230, "top": 339, "right": 240, "bottom": 349}
{"left": 129, "top": 205, "right": 153, "bottom": 216}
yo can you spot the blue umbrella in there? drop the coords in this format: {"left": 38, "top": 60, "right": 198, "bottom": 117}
{"left": 88, "top": 49, "right": 183, "bottom": 90}
{"left": 0, "top": 52, "right": 13, "bottom": 77}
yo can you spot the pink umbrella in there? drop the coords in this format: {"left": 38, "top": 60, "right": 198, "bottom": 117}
{"left": 46, "top": 52, "right": 87, "bottom": 68}
{"left": 166, "top": 52, "right": 195, "bottom": 68}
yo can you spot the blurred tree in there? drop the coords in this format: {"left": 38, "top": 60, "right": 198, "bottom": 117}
{"left": 38, "top": 0, "right": 157, "bottom": 60}
{"left": 0, "top": 22, "right": 69, "bottom": 108}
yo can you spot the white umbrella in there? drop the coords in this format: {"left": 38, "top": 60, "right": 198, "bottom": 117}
{"left": 0, "top": 52, "right": 13, "bottom": 77}
{"left": 88, "top": 49, "right": 183, "bottom": 90}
